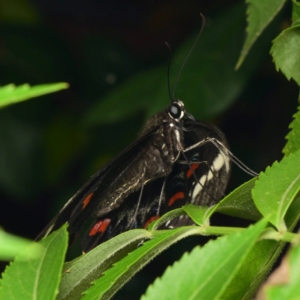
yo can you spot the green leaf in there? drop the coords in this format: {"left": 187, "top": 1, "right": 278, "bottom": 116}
{"left": 148, "top": 208, "right": 187, "bottom": 230}
{"left": 236, "top": 0, "right": 286, "bottom": 69}
{"left": 185, "top": 178, "right": 260, "bottom": 226}
{"left": 57, "top": 229, "right": 151, "bottom": 300}
{"left": 80, "top": 226, "right": 204, "bottom": 300}
{"left": 266, "top": 239, "right": 300, "bottom": 299}
{"left": 216, "top": 177, "right": 261, "bottom": 221}
{"left": 182, "top": 204, "right": 210, "bottom": 226}
{"left": 0, "top": 82, "right": 68, "bottom": 108}
{"left": 252, "top": 149, "right": 300, "bottom": 230}
{"left": 221, "top": 197, "right": 300, "bottom": 299}
{"left": 222, "top": 239, "right": 281, "bottom": 299}
{"left": 271, "top": 25, "right": 300, "bottom": 86}
{"left": 142, "top": 219, "right": 267, "bottom": 300}
{"left": 0, "top": 228, "right": 40, "bottom": 261}
{"left": 0, "top": 225, "right": 68, "bottom": 300}
{"left": 283, "top": 106, "right": 300, "bottom": 156}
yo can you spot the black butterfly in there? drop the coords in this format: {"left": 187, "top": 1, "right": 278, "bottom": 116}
{"left": 37, "top": 99, "right": 233, "bottom": 252}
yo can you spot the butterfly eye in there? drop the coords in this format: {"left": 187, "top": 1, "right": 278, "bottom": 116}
{"left": 168, "top": 100, "right": 185, "bottom": 120}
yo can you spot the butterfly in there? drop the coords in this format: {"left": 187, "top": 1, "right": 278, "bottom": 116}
{"left": 37, "top": 98, "right": 234, "bottom": 252}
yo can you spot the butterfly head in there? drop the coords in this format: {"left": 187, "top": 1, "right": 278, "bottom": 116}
{"left": 168, "top": 100, "right": 195, "bottom": 132}
{"left": 168, "top": 100, "right": 185, "bottom": 121}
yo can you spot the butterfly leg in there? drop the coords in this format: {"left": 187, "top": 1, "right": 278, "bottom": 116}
{"left": 128, "top": 183, "right": 145, "bottom": 229}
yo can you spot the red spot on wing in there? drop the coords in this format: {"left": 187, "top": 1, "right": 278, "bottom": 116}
{"left": 186, "top": 164, "right": 199, "bottom": 178}
{"left": 89, "top": 219, "right": 111, "bottom": 236}
{"left": 168, "top": 191, "right": 184, "bottom": 206}
{"left": 144, "top": 216, "right": 160, "bottom": 228}
{"left": 82, "top": 193, "right": 94, "bottom": 209}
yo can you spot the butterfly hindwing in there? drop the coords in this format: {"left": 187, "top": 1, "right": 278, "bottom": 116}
{"left": 162, "top": 120, "right": 231, "bottom": 228}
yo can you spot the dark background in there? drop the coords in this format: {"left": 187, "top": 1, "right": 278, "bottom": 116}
{"left": 0, "top": 0, "right": 298, "bottom": 298}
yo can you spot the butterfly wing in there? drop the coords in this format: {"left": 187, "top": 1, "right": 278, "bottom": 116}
{"left": 81, "top": 177, "right": 165, "bottom": 251}
{"left": 37, "top": 125, "right": 161, "bottom": 243}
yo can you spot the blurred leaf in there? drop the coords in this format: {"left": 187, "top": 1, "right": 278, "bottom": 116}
{"left": 236, "top": 0, "right": 286, "bottom": 69}
{"left": 283, "top": 106, "right": 300, "bottom": 156}
{"left": 43, "top": 114, "right": 88, "bottom": 186}
{"left": 84, "top": 2, "right": 272, "bottom": 127}
{"left": 0, "top": 112, "right": 42, "bottom": 198}
{"left": 150, "top": 2, "right": 276, "bottom": 119}
{"left": 266, "top": 239, "right": 300, "bottom": 299}
{"left": 292, "top": 0, "right": 300, "bottom": 24}
{"left": 0, "top": 225, "right": 68, "bottom": 300}
{"left": 81, "top": 37, "right": 138, "bottom": 99}
{"left": 0, "top": 0, "right": 39, "bottom": 24}
{"left": 142, "top": 219, "right": 267, "bottom": 300}
{"left": 0, "top": 25, "right": 75, "bottom": 84}
{"left": 0, "top": 83, "right": 68, "bottom": 108}
{"left": 271, "top": 25, "right": 300, "bottom": 86}
{"left": 0, "top": 83, "right": 68, "bottom": 197}
{"left": 0, "top": 228, "right": 40, "bottom": 261}
{"left": 253, "top": 149, "right": 300, "bottom": 230}
{"left": 285, "top": 196, "right": 300, "bottom": 231}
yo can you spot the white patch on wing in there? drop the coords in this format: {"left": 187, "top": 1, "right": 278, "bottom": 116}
{"left": 191, "top": 174, "right": 207, "bottom": 202}
{"left": 222, "top": 150, "right": 230, "bottom": 172}
{"left": 212, "top": 152, "right": 227, "bottom": 173}
{"left": 191, "top": 151, "right": 228, "bottom": 202}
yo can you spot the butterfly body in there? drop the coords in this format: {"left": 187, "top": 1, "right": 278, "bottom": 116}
{"left": 38, "top": 100, "right": 231, "bottom": 252}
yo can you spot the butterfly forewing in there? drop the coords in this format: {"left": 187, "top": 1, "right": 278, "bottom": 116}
{"left": 37, "top": 126, "right": 160, "bottom": 241}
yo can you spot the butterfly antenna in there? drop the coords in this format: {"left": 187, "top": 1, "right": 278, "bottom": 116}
{"left": 209, "top": 139, "right": 259, "bottom": 177}
{"left": 165, "top": 41, "right": 173, "bottom": 102}
{"left": 172, "top": 13, "right": 206, "bottom": 98}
